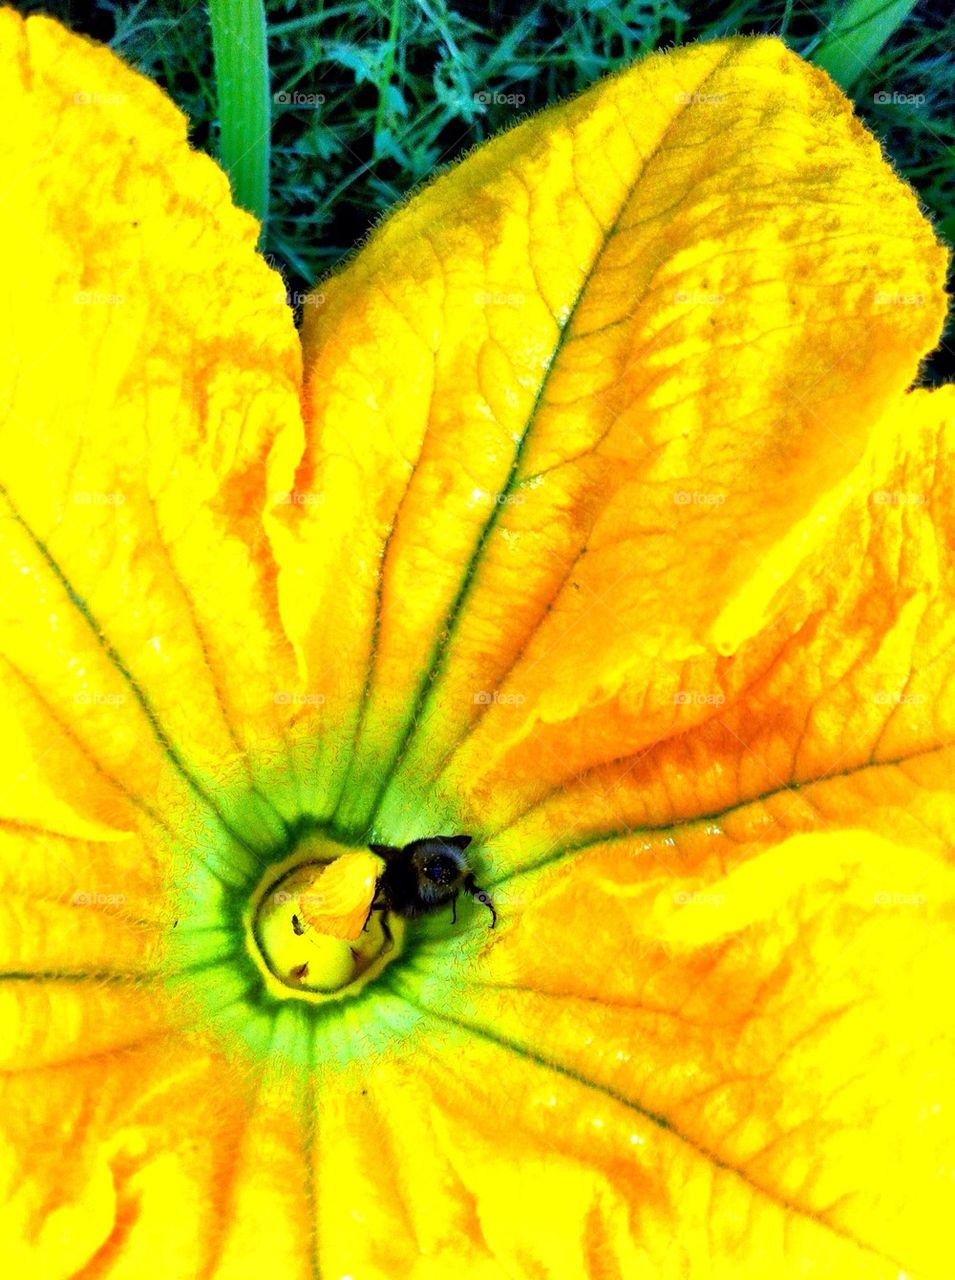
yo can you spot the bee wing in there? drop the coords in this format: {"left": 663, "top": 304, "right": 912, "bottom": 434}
{"left": 297, "top": 851, "right": 382, "bottom": 941}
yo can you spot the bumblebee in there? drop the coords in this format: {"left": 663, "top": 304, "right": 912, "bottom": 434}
{"left": 368, "top": 834, "right": 497, "bottom": 928}
{"left": 288, "top": 837, "right": 497, "bottom": 964}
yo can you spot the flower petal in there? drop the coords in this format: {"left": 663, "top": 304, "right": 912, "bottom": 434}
{"left": 388, "top": 825, "right": 955, "bottom": 1277}
{"left": 272, "top": 35, "right": 947, "bottom": 832}
{"left": 0, "top": 1044, "right": 315, "bottom": 1278}
{"left": 362, "top": 389, "right": 955, "bottom": 1274}
{"left": 465, "top": 385, "right": 955, "bottom": 861}
{"left": 0, "top": 11, "right": 304, "bottom": 845}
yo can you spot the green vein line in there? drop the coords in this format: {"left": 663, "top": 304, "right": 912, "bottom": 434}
{"left": 0, "top": 970, "right": 156, "bottom": 983}
{"left": 487, "top": 737, "right": 953, "bottom": 889}
{"left": 0, "top": 485, "right": 259, "bottom": 865}
{"left": 360, "top": 49, "right": 738, "bottom": 830}
{"left": 302, "top": 1068, "right": 322, "bottom": 1280}
{"left": 385, "top": 982, "right": 905, "bottom": 1269}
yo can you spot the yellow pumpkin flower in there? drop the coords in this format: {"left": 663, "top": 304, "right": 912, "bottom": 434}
{"left": 0, "top": 10, "right": 952, "bottom": 1279}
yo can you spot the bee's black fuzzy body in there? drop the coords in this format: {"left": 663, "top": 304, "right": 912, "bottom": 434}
{"left": 374, "top": 850, "right": 435, "bottom": 919}
{"left": 368, "top": 834, "right": 496, "bottom": 927}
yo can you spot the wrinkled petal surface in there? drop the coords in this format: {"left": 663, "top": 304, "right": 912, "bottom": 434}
{"left": 0, "top": 13, "right": 952, "bottom": 1280}
{"left": 270, "top": 36, "right": 946, "bottom": 837}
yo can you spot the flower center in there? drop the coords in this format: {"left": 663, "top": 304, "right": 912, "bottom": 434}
{"left": 248, "top": 836, "right": 399, "bottom": 999}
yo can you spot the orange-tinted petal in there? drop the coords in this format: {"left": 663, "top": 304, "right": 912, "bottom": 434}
{"left": 384, "top": 822, "right": 955, "bottom": 1277}
{"left": 270, "top": 36, "right": 946, "bottom": 835}
{"left": 0, "top": 1043, "right": 316, "bottom": 1279}
{"left": 467, "top": 385, "right": 955, "bottom": 863}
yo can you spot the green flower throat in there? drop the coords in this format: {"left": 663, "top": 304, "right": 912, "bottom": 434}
{"left": 162, "top": 769, "right": 491, "bottom": 1071}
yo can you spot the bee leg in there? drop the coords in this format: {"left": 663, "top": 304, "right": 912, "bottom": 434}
{"left": 464, "top": 875, "right": 497, "bottom": 928}
{"left": 379, "top": 912, "right": 394, "bottom": 955}
{"left": 451, "top": 893, "right": 458, "bottom": 924}
{"left": 361, "top": 883, "right": 383, "bottom": 934}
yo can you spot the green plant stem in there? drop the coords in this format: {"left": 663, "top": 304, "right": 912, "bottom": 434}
{"left": 208, "top": 0, "right": 271, "bottom": 230}
{"left": 812, "top": 0, "right": 919, "bottom": 90}
{"left": 374, "top": 0, "right": 402, "bottom": 153}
